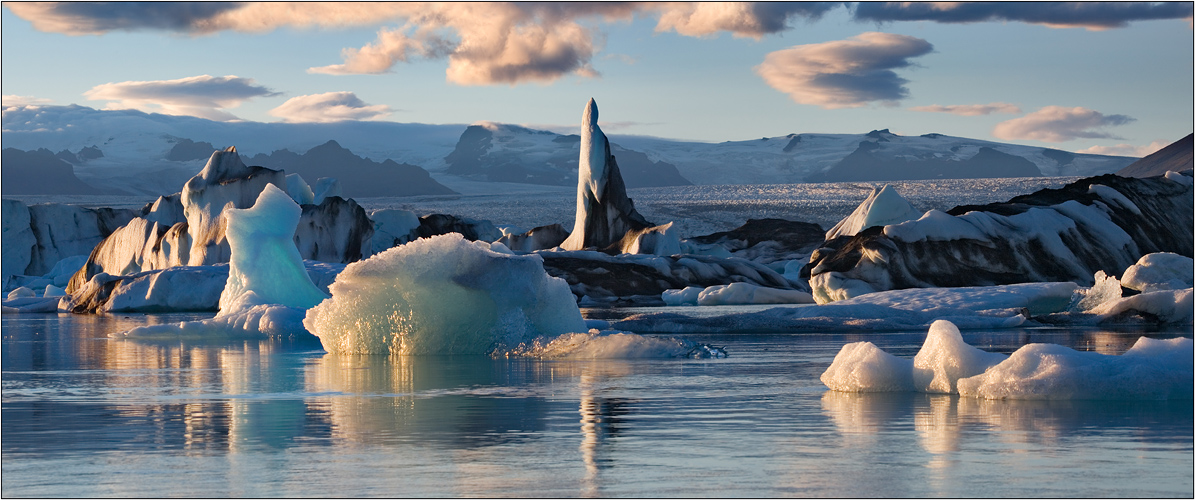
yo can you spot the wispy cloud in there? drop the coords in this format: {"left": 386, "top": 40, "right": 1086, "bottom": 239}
{"left": 1076, "top": 140, "right": 1169, "bottom": 157}
{"left": 853, "top": 2, "right": 1194, "bottom": 30}
{"left": 268, "top": 91, "right": 392, "bottom": 123}
{"left": 992, "top": 106, "right": 1135, "bottom": 142}
{"left": 2, "top": 95, "right": 54, "bottom": 107}
{"left": 755, "top": 32, "right": 933, "bottom": 109}
{"left": 83, "top": 75, "right": 278, "bottom": 121}
{"left": 909, "top": 102, "right": 1022, "bottom": 116}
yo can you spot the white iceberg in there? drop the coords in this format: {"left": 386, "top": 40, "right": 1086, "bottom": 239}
{"left": 825, "top": 184, "right": 921, "bottom": 240}
{"left": 1120, "top": 252, "right": 1194, "bottom": 293}
{"left": 822, "top": 319, "right": 1193, "bottom": 400}
{"left": 304, "top": 233, "right": 587, "bottom": 355}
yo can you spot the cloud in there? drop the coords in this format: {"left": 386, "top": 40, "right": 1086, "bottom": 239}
{"left": 909, "top": 102, "right": 1022, "bottom": 116}
{"left": 6, "top": 2, "right": 839, "bottom": 86}
{"left": 268, "top": 92, "right": 393, "bottom": 123}
{"left": 1076, "top": 140, "right": 1169, "bottom": 157}
{"left": 5, "top": 2, "right": 245, "bottom": 35}
{"left": 992, "top": 106, "right": 1135, "bottom": 142}
{"left": 852, "top": 2, "right": 1194, "bottom": 30}
{"left": 83, "top": 75, "right": 278, "bottom": 121}
{"left": 2, "top": 95, "right": 54, "bottom": 107}
{"left": 755, "top": 32, "right": 933, "bottom": 109}
{"left": 651, "top": 2, "right": 840, "bottom": 38}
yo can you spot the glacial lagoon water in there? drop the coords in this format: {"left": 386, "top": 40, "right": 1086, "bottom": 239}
{"left": 3, "top": 312, "right": 1191, "bottom": 497}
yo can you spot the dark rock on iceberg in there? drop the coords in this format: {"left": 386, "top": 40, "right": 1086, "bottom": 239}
{"left": 539, "top": 251, "right": 797, "bottom": 305}
{"left": 690, "top": 218, "right": 825, "bottom": 256}
{"left": 498, "top": 223, "right": 570, "bottom": 252}
{"left": 415, "top": 214, "right": 502, "bottom": 242}
{"left": 807, "top": 172, "right": 1195, "bottom": 303}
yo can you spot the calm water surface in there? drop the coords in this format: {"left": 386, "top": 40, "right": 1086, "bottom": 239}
{"left": 2, "top": 313, "right": 1191, "bottom": 497}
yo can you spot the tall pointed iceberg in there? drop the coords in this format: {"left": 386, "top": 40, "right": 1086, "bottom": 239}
{"left": 561, "top": 99, "right": 676, "bottom": 254}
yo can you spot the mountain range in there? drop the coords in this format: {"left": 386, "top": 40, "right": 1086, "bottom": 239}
{"left": 1, "top": 104, "right": 1150, "bottom": 197}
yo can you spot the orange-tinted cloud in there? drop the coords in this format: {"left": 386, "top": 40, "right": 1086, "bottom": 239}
{"left": 993, "top": 106, "right": 1135, "bottom": 142}
{"left": 268, "top": 91, "right": 393, "bottom": 123}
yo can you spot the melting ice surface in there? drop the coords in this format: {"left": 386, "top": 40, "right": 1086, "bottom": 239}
{"left": 822, "top": 320, "right": 1194, "bottom": 400}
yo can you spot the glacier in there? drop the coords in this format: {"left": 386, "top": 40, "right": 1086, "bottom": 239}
{"left": 822, "top": 320, "right": 1193, "bottom": 400}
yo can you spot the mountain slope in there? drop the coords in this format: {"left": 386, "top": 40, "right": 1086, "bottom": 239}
{"left": 1116, "top": 134, "right": 1194, "bottom": 178}
{"left": 1, "top": 148, "right": 105, "bottom": 195}
{"left": 244, "top": 140, "right": 457, "bottom": 197}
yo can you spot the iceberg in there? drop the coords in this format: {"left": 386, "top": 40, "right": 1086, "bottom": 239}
{"left": 824, "top": 184, "right": 921, "bottom": 240}
{"left": 304, "top": 233, "right": 587, "bottom": 355}
{"left": 822, "top": 320, "right": 1193, "bottom": 400}
{"left": 808, "top": 173, "right": 1193, "bottom": 302}
{"left": 560, "top": 99, "right": 677, "bottom": 255}
{"left": 117, "top": 184, "right": 327, "bottom": 339}
{"left": 1120, "top": 252, "right": 1194, "bottom": 293}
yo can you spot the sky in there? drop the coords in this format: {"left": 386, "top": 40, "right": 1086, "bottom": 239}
{"left": 2, "top": 2, "right": 1192, "bottom": 156}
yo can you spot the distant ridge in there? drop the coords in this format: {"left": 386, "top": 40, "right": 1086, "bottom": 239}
{"left": 1116, "top": 134, "right": 1194, "bottom": 178}
{"left": 1, "top": 148, "right": 106, "bottom": 195}
{"left": 244, "top": 140, "right": 458, "bottom": 197}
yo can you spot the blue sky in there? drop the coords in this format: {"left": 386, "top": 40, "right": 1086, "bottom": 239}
{"left": 2, "top": 2, "right": 1191, "bottom": 155}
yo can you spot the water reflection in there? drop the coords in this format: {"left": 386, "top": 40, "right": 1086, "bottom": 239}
{"left": 304, "top": 354, "right": 553, "bottom": 449}
{"left": 823, "top": 391, "right": 1194, "bottom": 456}
{"left": 577, "top": 365, "right": 636, "bottom": 497}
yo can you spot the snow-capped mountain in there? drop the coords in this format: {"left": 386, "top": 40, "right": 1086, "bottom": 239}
{"left": 2, "top": 104, "right": 1140, "bottom": 197}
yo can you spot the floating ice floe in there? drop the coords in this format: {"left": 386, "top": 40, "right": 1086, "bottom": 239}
{"left": 504, "top": 331, "right": 726, "bottom": 359}
{"left": 1053, "top": 254, "right": 1194, "bottom": 325}
{"left": 662, "top": 282, "right": 814, "bottom": 306}
{"left": 116, "top": 184, "right": 328, "bottom": 339}
{"left": 617, "top": 282, "right": 1075, "bottom": 333}
{"left": 821, "top": 319, "right": 1193, "bottom": 400}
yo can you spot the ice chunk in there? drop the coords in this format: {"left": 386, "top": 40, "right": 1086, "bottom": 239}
{"left": 304, "top": 233, "right": 587, "bottom": 355}
{"left": 220, "top": 184, "right": 328, "bottom": 312}
{"left": 1074, "top": 270, "right": 1123, "bottom": 312}
{"left": 957, "top": 337, "right": 1193, "bottom": 400}
{"left": 695, "top": 282, "right": 814, "bottom": 306}
{"left": 821, "top": 320, "right": 1194, "bottom": 400}
{"left": 1121, "top": 252, "right": 1194, "bottom": 293}
{"left": 286, "top": 173, "right": 316, "bottom": 205}
{"left": 1095, "top": 288, "right": 1193, "bottom": 324}
{"left": 662, "top": 286, "right": 703, "bottom": 306}
{"left": 912, "top": 320, "right": 1007, "bottom": 393}
{"left": 312, "top": 177, "right": 342, "bottom": 205}
{"left": 43, "top": 284, "right": 66, "bottom": 297}
{"left": 825, "top": 184, "right": 921, "bottom": 240}
{"left": 7, "top": 287, "right": 35, "bottom": 300}
{"left": 820, "top": 341, "right": 916, "bottom": 393}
